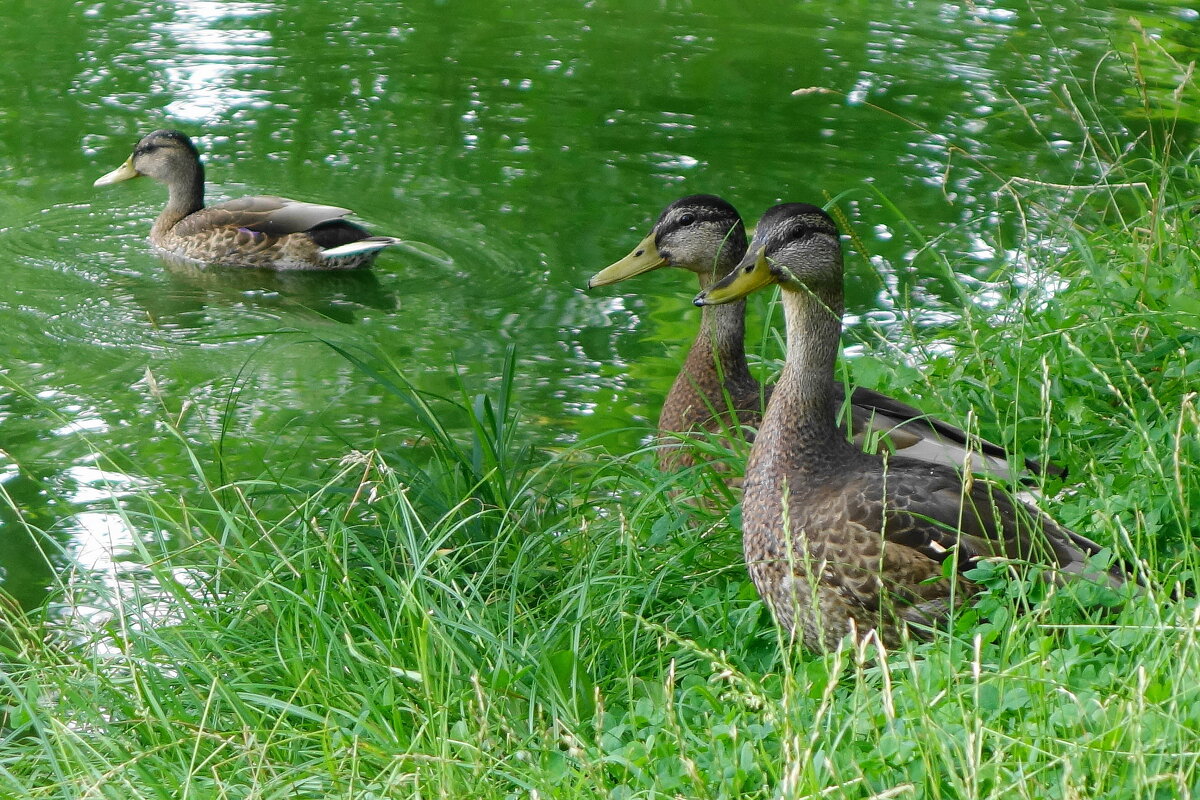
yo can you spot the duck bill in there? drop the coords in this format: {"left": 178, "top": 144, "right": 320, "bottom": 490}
{"left": 587, "top": 233, "right": 665, "bottom": 288}
{"left": 695, "top": 247, "right": 773, "bottom": 305}
{"left": 93, "top": 157, "right": 141, "bottom": 187}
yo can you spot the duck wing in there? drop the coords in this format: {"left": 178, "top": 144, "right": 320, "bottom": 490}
{"left": 848, "top": 385, "right": 1065, "bottom": 480}
{"left": 174, "top": 196, "right": 356, "bottom": 238}
{"left": 874, "top": 459, "right": 1121, "bottom": 586}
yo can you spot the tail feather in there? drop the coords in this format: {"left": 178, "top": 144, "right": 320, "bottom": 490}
{"left": 1052, "top": 523, "right": 1144, "bottom": 591}
{"left": 320, "top": 236, "right": 403, "bottom": 258}
{"left": 321, "top": 236, "right": 455, "bottom": 265}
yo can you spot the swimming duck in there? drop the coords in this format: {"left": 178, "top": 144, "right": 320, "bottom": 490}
{"left": 589, "top": 195, "right": 1057, "bottom": 480}
{"left": 695, "top": 203, "right": 1123, "bottom": 649}
{"left": 94, "top": 130, "right": 405, "bottom": 270}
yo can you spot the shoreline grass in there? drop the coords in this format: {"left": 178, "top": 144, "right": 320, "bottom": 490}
{"left": 3, "top": 208, "right": 1198, "bottom": 795}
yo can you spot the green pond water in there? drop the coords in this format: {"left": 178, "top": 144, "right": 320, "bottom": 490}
{"left": 0, "top": 0, "right": 1195, "bottom": 612}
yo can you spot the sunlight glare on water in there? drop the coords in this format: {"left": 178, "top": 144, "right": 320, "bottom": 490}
{"left": 157, "top": 2, "right": 275, "bottom": 123}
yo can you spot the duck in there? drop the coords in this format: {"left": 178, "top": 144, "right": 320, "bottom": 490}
{"left": 694, "top": 202, "right": 1125, "bottom": 649}
{"left": 94, "top": 129, "right": 406, "bottom": 270}
{"left": 588, "top": 194, "right": 1059, "bottom": 480}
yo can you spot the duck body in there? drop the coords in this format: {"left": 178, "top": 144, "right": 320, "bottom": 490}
{"left": 95, "top": 130, "right": 404, "bottom": 271}
{"left": 697, "top": 203, "right": 1122, "bottom": 649}
{"left": 589, "top": 195, "right": 1058, "bottom": 480}
{"left": 655, "top": 305, "right": 762, "bottom": 471}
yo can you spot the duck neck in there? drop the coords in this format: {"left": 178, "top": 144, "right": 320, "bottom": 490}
{"left": 684, "top": 266, "right": 755, "bottom": 382}
{"left": 757, "top": 281, "right": 851, "bottom": 470}
{"left": 692, "top": 279, "right": 753, "bottom": 384}
{"left": 658, "top": 267, "right": 758, "bottom": 433}
{"left": 152, "top": 160, "right": 205, "bottom": 236}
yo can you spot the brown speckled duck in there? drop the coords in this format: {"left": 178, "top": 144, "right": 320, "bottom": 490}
{"left": 589, "top": 195, "right": 1058, "bottom": 480}
{"left": 695, "top": 202, "right": 1124, "bottom": 649}
{"left": 94, "top": 130, "right": 405, "bottom": 270}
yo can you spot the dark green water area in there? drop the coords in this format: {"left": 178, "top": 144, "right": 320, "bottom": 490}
{"left": 0, "top": 0, "right": 1195, "bottom": 611}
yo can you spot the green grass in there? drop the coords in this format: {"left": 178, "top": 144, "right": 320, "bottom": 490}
{"left": 4, "top": 56, "right": 1200, "bottom": 800}
{"left": 3, "top": 186, "right": 1198, "bottom": 797}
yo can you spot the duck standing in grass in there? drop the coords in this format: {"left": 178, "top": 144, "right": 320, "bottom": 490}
{"left": 94, "top": 130, "right": 408, "bottom": 270}
{"left": 589, "top": 195, "right": 1056, "bottom": 480}
{"left": 695, "top": 203, "right": 1124, "bottom": 649}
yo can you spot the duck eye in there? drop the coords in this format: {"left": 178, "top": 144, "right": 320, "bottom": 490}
{"left": 678, "top": 213, "right": 696, "bottom": 226}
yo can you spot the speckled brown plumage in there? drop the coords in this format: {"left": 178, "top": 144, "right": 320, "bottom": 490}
{"left": 655, "top": 297, "right": 762, "bottom": 471}
{"left": 94, "top": 130, "right": 403, "bottom": 270}
{"left": 696, "top": 203, "right": 1124, "bottom": 650}
{"left": 589, "top": 195, "right": 1060, "bottom": 480}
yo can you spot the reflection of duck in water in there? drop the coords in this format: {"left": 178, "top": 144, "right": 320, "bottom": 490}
{"left": 94, "top": 130, "right": 410, "bottom": 271}
{"left": 123, "top": 255, "right": 398, "bottom": 327}
{"left": 695, "top": 203, "right": 1126, "bottom": 649}
{"left": 590, "top": 195, "right": 1060, "bottom": 481}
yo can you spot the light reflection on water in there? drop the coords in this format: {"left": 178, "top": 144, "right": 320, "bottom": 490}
{"left": 50, "top": 465, "right": 201, "bottom": 654}
{"left": 155, "top": 1, "right": 275, "bottom": 123}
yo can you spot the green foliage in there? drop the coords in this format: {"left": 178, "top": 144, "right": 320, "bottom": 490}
{"left": 3, "top": 224, "right": 1200, "bottom": 796}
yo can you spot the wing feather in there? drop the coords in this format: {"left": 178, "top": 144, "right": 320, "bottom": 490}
{"left": 848, "top": 385, "right": 1063, "bottom": 478}
{"left": 175, "top": 196, "right": 353, "bottom": 238}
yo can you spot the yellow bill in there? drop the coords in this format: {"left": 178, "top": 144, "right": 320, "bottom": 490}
{"left": 587, "top": 233, "right": 665, "bottom": 288}
{"left": 695, "top": 247, "right": 774, "bottom": 305}
{"left": 93, "top": 157, "right": 141, "bottom": 187}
